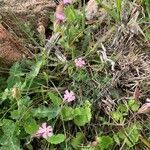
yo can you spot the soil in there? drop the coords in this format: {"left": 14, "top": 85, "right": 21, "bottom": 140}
{"left": 0, "top": 0, "right": 56, "bottom": 67}
{"left": 0, "top": 24, "right": 31, "bottom": 67}
{"left": 0, "top": 0, "right": 55, "bottom": 37}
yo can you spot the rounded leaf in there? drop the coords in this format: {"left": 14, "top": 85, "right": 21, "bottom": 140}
{"left": 47, "top": 134, "right": 65, "bottom": 144}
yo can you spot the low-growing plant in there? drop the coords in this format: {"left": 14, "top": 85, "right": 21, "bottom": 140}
{"left": 0, "top": 0, "right": 150, "bottom": 149}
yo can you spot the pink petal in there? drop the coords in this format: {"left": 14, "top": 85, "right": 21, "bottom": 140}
{"left": 82, "top": 61, "right": 85, "bottom": 65}
{"left": 63, "top": 93, "right": 68, "bottom": 100}
{"left": 38, "top": 128, "right": 45, "bottom": 134}
{"left": 70, "top": 91, "right": 75, "bottom": 96}
{"left": 65, "top": 90, "right": 69, "bottom": 95}
{"left": 75, "top": 57, "right": 85, "bottom": 68}
{"left": 42, "top": 132, "right": 48, "bottom": 139}
{"left": 47, "top": 126, "right": 53, "bottom": 132}
{"left": 41, "top": 123, "right": 47, "bottom": 128}
{"left": 71, "top": 95, "right": 75, "bottom": 101}
{"left": 68, "top": 95, "right": 75, "bottom": 102}
{"left": 63, "top": 96, "right": 67, "bottom": 101}
{"left": 75, "top": 59, "right": 78, "bottom": 63}
{"left": 63, "top": 0, "right": 70, "bottom": 4}
{"left": 47, "top": 132, "right": 53, "bottom": 137}
{"left": 56, "top": 13, "right": 65, "bottom": 21}
{"left": 63, "top": 90, "right": 76, "bottom": 102}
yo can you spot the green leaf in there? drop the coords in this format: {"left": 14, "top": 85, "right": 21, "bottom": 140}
{"left": 71, "top": 132, "right": 84, "bottom": 149}
{"left": 74, "top": 101, "right": 92, "bottom": 126}
{"left": 113, "top": 134, "right": 120, "bottom": 145}
{"left": 65, "top": 6, "right": 78, "bottom": 22}
{"left": 117, "top": 104, "right": 128, "bottom": 113}
{"left": 10, "top": 110, "right": 20, "bottom": 120}
{"left": 118, "top": 123, "right": 141, "bottom": 147}
{"left": 0, "top": 143, "right": 21, "bottom": 150}
{"left": 81, "top": 148, "right": 95, "bottom": 150}
{"left": 48, "top": 92, "right": 62, "bottom": 106}
{"left": 24, "top": 56, "right": 46, "bottom": 90}
{"left": 0, "top": 135, "right": 20, "bottom": 150}
{"left": 73, "top": 108, "right": 86, "bottom": 126}
{"left": 7, "top": 62, "right": 23, "bottom": 89}
{"left": 61, "top": 106, "right": 74, "bottom": 121}
{"left": 24, "top": 119, "right": 39, "bottom": 134}
{"left": 111, "top": 111, "right": 123, "bottom": 122}
{"left": 128, "top": 99, "right": 140, "bottom": 112}
{"left": 0, "top": 120, "right": 20, "bottom": 150}
{"left": 96, "top": 0, "right": 120, "bottom": 22}
{"left": 116, "top": 0, "right": 121, "bottom": 20}
{"left": 2, "top": 88, "right": 9, "bottom": 101}
{"left": 47, "top": 134, "right": 65, "bottom": 144}
{"left": 27, "top": 59, "right": 43, "bottom": 80}
{"left": 33, "top": 105, "right": 60, "bottom": 120}
{"left": 74, "top": 70, "right": 87, "bottom": 82}
{"left": 2, "top": 119, "right": 16, "bottom": 136}
{"left": 126, "top": 124, "right": 140, "bottom": 147}
{"left": 98, "top": 136, "right": 113, "bottom": 150}
{"left": 84, "top": 101, "right": 92, "bottom": 122}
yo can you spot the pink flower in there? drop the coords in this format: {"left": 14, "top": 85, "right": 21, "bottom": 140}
{"left": 55, "top": 13, "right": 65, "bottom": 21}
{"left": 35, "top": 123, "right": 53, "bottom": 139}
{"left": 75, "top": 57, "right": 86, "bottom": 68}
{"left": 63, "top": 0, "right": 71, "bottom": 4}
{"left": 63, "top": 90, "right": 75, "bottom": 102}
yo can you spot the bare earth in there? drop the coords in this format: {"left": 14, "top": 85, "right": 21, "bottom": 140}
{"left": 0, "top": 0, "right": 55, "bottom": 67}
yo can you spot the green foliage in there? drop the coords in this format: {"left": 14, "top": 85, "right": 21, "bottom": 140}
{"left": 47, "top": 134, "right": 65, "bottom": 144}
{"left": 0, "top": 119, "right": 21, "bottom": 150}
{"left": 111, "top": 100, "right": 140, "bottom": 123}
{"left": 33, "top": 105, "right": 60, "bottom": 120}
{"left": 61, "top": 101, "right": 92, "bottom": 126}
{"left": 71, "top": 132, "right": 84, "bottom": 149}
{"left": 142, "top": 0, "right": 150, "bottom": 18}
{"left": 96, "top": 0, "right": 121, "bottom": 22}
{"left": 111, "top": 103, "right": 128, "bottom": 123}
{"left": 112, "top": 111, "right": 123, "bottom": 122}
{"left": 116, "top": 0, "right": 121, "bottom": 21}
{"left": 73, "top": 101, "right": 92, "bottom": 126}
{"left": 128, "top": 99, "right": 140, "bottom": 112}
{"left": 114, "top": 123, "right": 141, "bottom": 147}
{"left": 73, "top": 70, "right": 88, "bottom": 82}
{"left": 7, "top": 62, "right": 23, "bottom": 89}
{"left": 61, "top": 106, "right": 75, "bottom": 121}
{"left": 24, "top": 118, "right": 39, "bottom": 134}
{"left": 48, "top": 92, "right": 62, "bottom": 106}
{"left": 97, "top": 136, "right": 114, "bottom": 150}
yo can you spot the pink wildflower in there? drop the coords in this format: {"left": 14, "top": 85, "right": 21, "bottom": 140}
{"left": 36, "top": 123, "right": 53, "bottom": 139}
{"left": 75, "top": 57, "right": 86, "bottom": 68}
{"left": 63, "top": 90, "right": 75, "bottom": 102}
{"left": 55, "top": 13, "right": 65, "bottom": 21}
{"left": 63, "top": 0, "right": 71, "bottom": 4}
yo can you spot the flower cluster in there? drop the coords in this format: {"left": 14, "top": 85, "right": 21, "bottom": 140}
{"left": 63, "top": 90, "right": 75, "bottom": 102}
{"left": 56, "top": 13, "right": 66, "bottom": 21}
{"left": 75, "top": 57, "right": 86, "bottom": 68}
{"left": 35, "top": 123, "right": 53, "bottom": 139}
